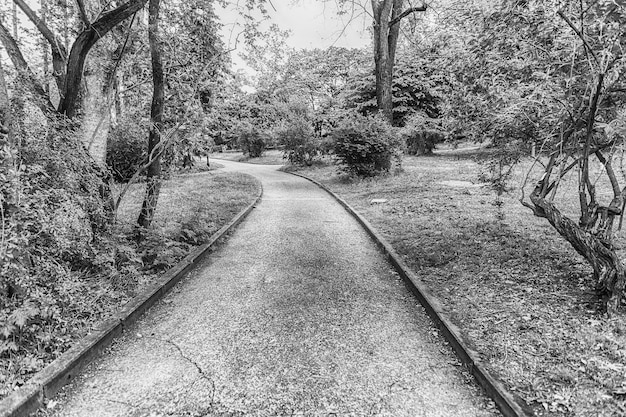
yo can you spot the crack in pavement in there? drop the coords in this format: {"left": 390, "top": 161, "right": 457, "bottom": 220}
{"left": 147, "top": 335, "right": 217, "bottom": 407}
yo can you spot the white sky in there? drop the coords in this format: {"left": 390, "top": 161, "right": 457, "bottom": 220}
{"left": 216, "top": 0, "right": 372, "bottom": 73}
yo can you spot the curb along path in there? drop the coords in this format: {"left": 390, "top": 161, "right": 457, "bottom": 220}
{"left": 0, "top": 172, "right": 263, "bottom": 417}
{"left": 290, "top": 171, "right": 533, "bottom": 417}
{"left": 40, "top": 160, "right": 499, "bottom": 417}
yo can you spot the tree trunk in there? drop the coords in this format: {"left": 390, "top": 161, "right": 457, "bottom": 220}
{"left": 372, "top": 0, "right": 394, "bottom": 123}
{"left": 57, "top": 0, "right": 148, "bottom": 117}
{"left": 0, "top": 21, "right": 55, "bottom": 114}
{"left": 40, "top": 0, "right": 50, "bottom": 95}
{"left": 0, "top": 57, "right": 15, "bottom": 211}
{"left": 137, "top": 0, "right": 164, "bottom": 228}
{"left": 530, "top": 188, "right": 626, "bottom": 313}
{"left": 371, "top": 0, "right": 425, "bottom": 125}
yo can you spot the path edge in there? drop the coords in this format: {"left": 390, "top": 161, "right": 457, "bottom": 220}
{"left": 289, "top": 171, "right": 534, "bottom": 417}
{"left": 0, "top": 183, "right": 263, "bottom": 417}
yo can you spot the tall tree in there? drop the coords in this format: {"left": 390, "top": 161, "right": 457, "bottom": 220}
{"left": 370, "top": 0, "right": 425, "bottom": 123}
{"left": 137, "top": 0, "right": 164, "bottom": 228}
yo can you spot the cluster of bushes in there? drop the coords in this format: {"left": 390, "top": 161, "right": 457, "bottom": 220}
{"left": 275, "top": 113, "right": 408, "bottom": 177}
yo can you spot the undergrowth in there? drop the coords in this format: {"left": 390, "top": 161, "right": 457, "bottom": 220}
{"left": 0, "top": 96, "right": 259, "bottom": 398}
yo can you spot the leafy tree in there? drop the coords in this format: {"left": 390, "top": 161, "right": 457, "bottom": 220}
{"left": 343, "top": 55, "right": 443, "bottom": 127}
{"left": 450, "top": 0, "right": 626, "bottom": 312}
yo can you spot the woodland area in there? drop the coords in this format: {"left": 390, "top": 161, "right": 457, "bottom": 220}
{"left": 0, "top": 0, "right": 626, "bottom": 415}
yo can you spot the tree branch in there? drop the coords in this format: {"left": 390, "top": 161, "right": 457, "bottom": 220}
{"left": 0, "top": 20, "right": 55, "bottom": 114}
{"left": 13, "top": 0, "right": 67, "bottom": 96}
{"left": 59, "top": 0, "right": 149, "bottom": 116}
{"left": 389, "top": 5, "right": 427, "bottom": 27}
{"left": 75, "top": 0, "right": 91, "bottom": 26}
{"left": 557, "top": 9, "right": 599, "bottom": 66}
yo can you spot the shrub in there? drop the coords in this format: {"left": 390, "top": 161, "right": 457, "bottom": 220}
{"left": 403, "top": 129, "right": 445, "bottom": 155}
{"left": 331, "top": 115, "right": 403, "bottom": 177}
{"left": 400, "top": 113, "right": 445, "bottom": 155}
{"left": 237, "top": 126, "right": 266, "bottom": 158}
{"left": 106, "top": 118, "right": 147, "bottom": 183}
{"left": 277, "top": 119, "right": 322, "bottom": 165}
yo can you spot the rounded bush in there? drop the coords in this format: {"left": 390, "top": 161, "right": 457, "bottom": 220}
{"left": 237, "top": 126, "right": 266, "bottom": 158}
{"left": 277, "top": 119, "right": 322, "bottom": 165}
{"left": 331, "top": 115, "right": 402, "bottom": 177}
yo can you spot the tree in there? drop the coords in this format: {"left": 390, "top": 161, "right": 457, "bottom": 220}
{"left": 370, "top": 0, "right": 426, "bottom": 123}
{"left": 450, "top": 0, "right": 626, "bottom": 312}
{"left": 137, "top": 0, "right": 164, "bottom": 228}
{"left": 2, "top": 0, "right": 148, "bottom": 117}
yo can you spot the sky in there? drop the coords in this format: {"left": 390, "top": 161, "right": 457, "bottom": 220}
{"left": 216, "top": 0, "right": 372, "bottom": 74}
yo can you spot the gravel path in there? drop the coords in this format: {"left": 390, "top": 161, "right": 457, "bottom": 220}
{"left": 43, "top": 161, "right": 499, "bottom": 417}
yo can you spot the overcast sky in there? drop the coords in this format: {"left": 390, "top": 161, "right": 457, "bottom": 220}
{"left": 216, "top": 0, "right": 372, "bottom": 72}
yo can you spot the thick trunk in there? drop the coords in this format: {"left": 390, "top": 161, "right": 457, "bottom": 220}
{"left": 530, "top": 189, "right": 625, "bottom": 313}
{"left": 137, "top": 0, "right": 164, "bottom": 228}
{"left": 371, "top": 0, "right": 424, "bottom": 125}
{"left": 372, "top": 0, "right": 394, "bottom": 124}
{"left": 57, "top": 0, "right": 148, "bottom": 117}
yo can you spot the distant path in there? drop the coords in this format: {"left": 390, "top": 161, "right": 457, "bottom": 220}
{"left": 45, "top": 160, "right": 498, "bottom": 416}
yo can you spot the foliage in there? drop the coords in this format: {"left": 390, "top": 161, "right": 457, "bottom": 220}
{"left": 277, "top": 118, "right": 323, "bottom": 166}
{"left": 343, "top": 56, "right": 445, "bottom": 127}
{"left": 106, "top": 118, "right": 148, "bottom": 182}
{"left": 331, "top": 114, "right": 403, "bottom": 177}
{"left": 0, "top": 94, "right": 116, "bottom": 392}
{"left": 237, "top": 124, "right": 266, "bottom": 158}
{"left": 400, "top": 113, "right": 445, "bottom": 155}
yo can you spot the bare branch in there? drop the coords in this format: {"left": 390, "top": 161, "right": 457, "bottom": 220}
{"left": 75, "top": 0, "right": 91, "bottom": 26}
{"left": 557, "top": 9, "right": 600, "bottom": 66}
{"left": 389, "top": 5, "right": 427, "bottom": 27}
{"left": 0, "top": 20, "right": 55, "bottom": 113}
{"left": 13, "top": 0, "right": 67, "bottom": 59}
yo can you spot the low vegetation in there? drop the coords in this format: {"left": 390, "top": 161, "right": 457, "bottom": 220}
{"left": 0, "top": 165, "right": 259, "bottom": 399}
{"left": 297, "top": 151, "right": 626, "bottom": 417}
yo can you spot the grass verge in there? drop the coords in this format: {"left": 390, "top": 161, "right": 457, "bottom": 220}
{"left": 297, "top": 153, "right": 626, "bottom": 417}
{"left": 209, "top": 149, "right": 285, "bottom": 165}
{"left": 0, "top": 167, "right": 260, "bottom": 399}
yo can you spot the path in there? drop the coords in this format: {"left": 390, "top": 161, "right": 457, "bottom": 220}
{"left": 44, "top": 160, "right": 499, "bottom": 417}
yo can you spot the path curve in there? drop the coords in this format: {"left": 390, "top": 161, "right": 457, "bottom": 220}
{"left": 44, "top": 160, "right": 499, "bottom": 417}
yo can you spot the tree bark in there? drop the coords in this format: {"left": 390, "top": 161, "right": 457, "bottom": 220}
{"left": 371, "top": 0, "right": 425, "bottom": 124}
{"left": 137, "top": 0, "right": 164, "bottom": 228}
{"left": 57, "top": 0, "right": 148, "bottom": 117}
{"left": 530, "top": 186, "right": 626, "bottom": 314}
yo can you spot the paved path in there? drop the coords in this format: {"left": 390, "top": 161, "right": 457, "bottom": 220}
{"left": 44, "top": 161, "right": 498, "bottom": 417}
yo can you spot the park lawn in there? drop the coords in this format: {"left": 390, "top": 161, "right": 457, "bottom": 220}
{"left": 297, "top": 153, "right": 626, "bottom": 417}
{"left": 0, "top": 168, "right": 260, "bottom": 400}
{"left": 209, "top": 149, "right": 285, "bottom": 165}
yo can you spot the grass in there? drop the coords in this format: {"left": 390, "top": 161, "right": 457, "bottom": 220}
{"left": 209, "top": 149, "right": 285, "bottom": 165}
{"left": 297, "top": 152, "right": 626, "bottom": 417}
{"left": 0, "top": 166, "right": 260, "bottom": 400}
